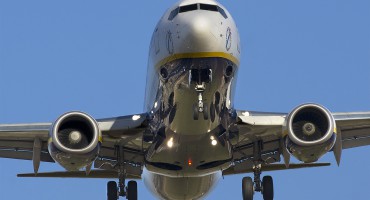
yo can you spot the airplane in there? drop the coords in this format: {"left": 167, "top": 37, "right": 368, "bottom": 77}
{"left": 1, "top": 0, "right": 370, "bottom": 200}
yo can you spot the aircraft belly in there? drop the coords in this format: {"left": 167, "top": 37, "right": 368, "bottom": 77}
{"left": 145, "top": 58, "right": 237, "bottom": 177}
{"left": 144, "top": 168, "right": 221, "bottom": 200}
{"left": 148, "top": 57, "right": 238, "bottom": 135}
{"left": 145, "top": 132, "right": 232, "bottom": 177}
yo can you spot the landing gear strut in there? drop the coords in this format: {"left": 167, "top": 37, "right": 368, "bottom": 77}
{"left": 107, "top": 146, "right": 138, "bottom": 200}
{"left": 193, "top": 83, "right": 209, "bottom": 120}
{"left": 242, "top": 141, "right": 274, "bottom": 200}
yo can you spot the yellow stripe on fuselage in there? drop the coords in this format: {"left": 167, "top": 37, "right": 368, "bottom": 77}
{"left": 155, "top": 52, "right": 240, "bottom": 68}
{"left": 48, "top": 137, "right": 53, "bottom": 144}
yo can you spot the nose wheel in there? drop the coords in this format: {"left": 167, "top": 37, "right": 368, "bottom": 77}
{"left": 193, "top": 103, "right": 209, "bottom": 120}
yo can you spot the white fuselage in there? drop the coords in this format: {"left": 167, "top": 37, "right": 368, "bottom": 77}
{"left": 142, "top": 0, "right": 241, "bottom": 199}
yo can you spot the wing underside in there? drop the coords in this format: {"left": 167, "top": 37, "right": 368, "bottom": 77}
{"left": 0, "top": 113, "right": 148, "bottom": 179}
{"left": 0, "top": 110, "right": 369, "bottom": 178}
{"left": 227, "top": 110, "right": 370, "bottom": 176}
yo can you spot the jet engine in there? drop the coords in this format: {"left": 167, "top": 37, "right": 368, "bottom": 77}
{"left": 284, "top": 104, "right": 336, "bottom": 163}
{"left": 48, "top": 112, "right": 101, "bottom": 171}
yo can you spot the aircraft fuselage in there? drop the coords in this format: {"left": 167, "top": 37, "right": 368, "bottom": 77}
{"left": 142, "top": 0, "right": 241, "bottom": 199}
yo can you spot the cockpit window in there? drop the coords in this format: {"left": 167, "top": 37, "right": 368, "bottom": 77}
{"left": 217, "top": 6, "right": 228, "bottom": 19}
{"left": 199, "top": 4, "right": 218, "bottom": 12}
{"left": 168, "top": 7, "right": 179, "bottom": 20}
{"left": 168, "top": 4, "right": 228, "bottom": 21}
{"left": 179, "top": 4, "right": 198, "bottom": 13}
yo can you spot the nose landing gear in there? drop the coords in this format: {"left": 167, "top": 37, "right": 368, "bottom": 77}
{"left": 193, "top": 83, "right": 209, "bottom": 120}
{"left": 190, "top": 68, "right": 212, "bottom": 121}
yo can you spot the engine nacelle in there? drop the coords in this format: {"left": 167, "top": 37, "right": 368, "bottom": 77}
{"left": 48, "top": 112, "right": 101, "bottom": 171}
{"left": 284, "top": 104, "right": 336, "bottom": 163}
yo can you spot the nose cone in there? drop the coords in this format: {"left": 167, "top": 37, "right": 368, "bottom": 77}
{"left": 179, "top": 12, "right": 222, "bottom": 52}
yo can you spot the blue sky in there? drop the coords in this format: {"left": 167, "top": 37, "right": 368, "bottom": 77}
{"left": 1, "top": 0, "right": 370, "bottom": 199}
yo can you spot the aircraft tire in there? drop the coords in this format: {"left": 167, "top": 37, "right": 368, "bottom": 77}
{"left": 210, "top": 103, "right": 215, "bottom": 122}
{"left": 107, "top": 181, "right": 118, "bottom": 200}
{"left": 262, "top": 176, "right": 274, "bottom": 200}
{"left": 193, "top": 104, "right": 199, "bottom": 120}
{"left": 127, "top": 181, "right": 138, "bottom": 200}
{"left": 203, "top": 103, "right": 209, "bottom": 120}
{"left": 242, "top": 177, "right": 254, "bottom": 200}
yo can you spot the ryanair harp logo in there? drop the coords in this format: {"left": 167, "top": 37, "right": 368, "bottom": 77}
{"left": 226, "top": 27, "right": 232, "bottom": 51}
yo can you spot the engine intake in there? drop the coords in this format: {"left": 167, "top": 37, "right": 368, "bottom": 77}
{"left": 48, "top": 112, "right": 101, "bottom": 171}
{"left": 285, "top": 104, "right": 336, "bottom": 163}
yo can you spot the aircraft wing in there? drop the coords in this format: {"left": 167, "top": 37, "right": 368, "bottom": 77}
{"left": 0, "top": 123, "right": 54, "bottom": 162}
{"left": 333, "top": 112, "right": 370, "bottom": 149}
{"left": 0, "top": 113, "right": 148, "bottom": 178}
{"left": 232, "top": 111, "right": 286, "bottom": 165}
{"left": 230, "top": 110, "right": 370, "bottom": 174}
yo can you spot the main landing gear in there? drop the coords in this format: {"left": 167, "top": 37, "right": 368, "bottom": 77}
{"left": 242, "top": 164, "right": 274, "bottom": 200}
{"left": 107, "top": 180, "right": 137, "bottom": 200}
{"left": 107, "top": 146, "right": 138, "bottom": 200}
{"left": 242, "top": 141, "right": 274, "bottom": 200}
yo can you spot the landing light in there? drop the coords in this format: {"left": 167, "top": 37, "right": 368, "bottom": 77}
{"left": 167, "top": 137, "right": 174, "bottom": 148}
{"left": 132, "top": 115, "right": 141, "bottom": 121}
{"left": 242, "top": 111, "right": 250, "bottom": 116}
{"left": 210, "top": 136, "right": 217, "bottom": 146}
{"left": 154, "top": 102, "right": 158, "bottom": 109}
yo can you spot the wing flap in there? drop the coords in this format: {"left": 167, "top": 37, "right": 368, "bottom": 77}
{"left": 17, "top": 170, "right": 141, "bottom": 179}
{"left": 223, "top": 163, "right": 330, "bottom": 176}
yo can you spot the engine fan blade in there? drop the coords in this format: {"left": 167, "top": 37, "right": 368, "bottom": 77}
{"left": 58, "top": 128, "right": 89, "bottom": 149}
